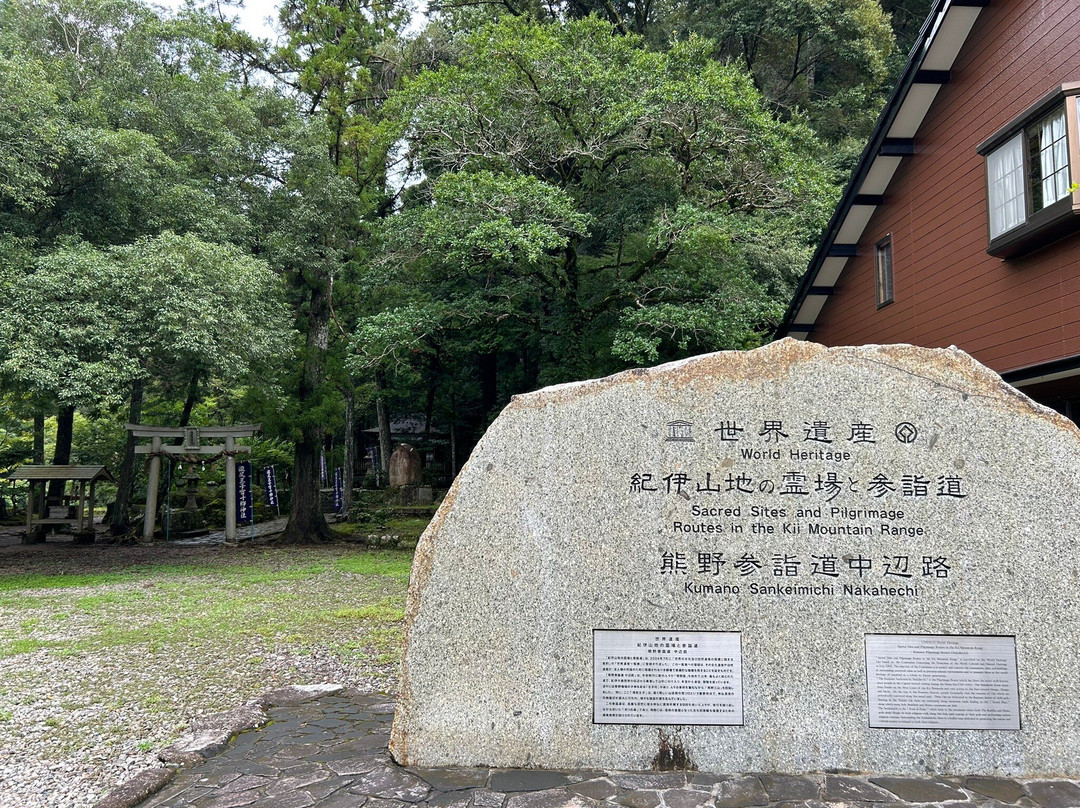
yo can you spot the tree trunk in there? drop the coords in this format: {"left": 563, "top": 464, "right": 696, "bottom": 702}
{"left": 33, "top": 408, "right": 44, "bottom": 463}
{"left": 178, "top": 370, "right": 200, "bottom": 428}
{"left": 449, "top": 391, "right": 458, "bottom": 477}
{"left": 479, "top": 352, "right": 498, "bottom": 421}
{"left": 343, "top": 386, "right": 355, "bottom": 516}
{"left": 561, "top": 239, "right": 587, "bottom": 380}
{"left": 46, "top": 405, "right": 74, "bottom": 507}
{"left": 275, "top": 278, "right": 335, "bottom": 543}
{"left": 375, "top": 367, "right": 392, "bottom": 480}
{"left": 450, "top": 422, "right": 457, "bottom": 478}
{"left": 111, "top": 379, "right": 144, "bottom": 534}
{"left": 523, "top": 341, "right": 540, "bottom": 391}
{"left": 424, "top": 378, "right": 436, "bottom": 435}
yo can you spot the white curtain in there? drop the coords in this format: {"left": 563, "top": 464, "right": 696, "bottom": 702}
{"left": 988, "top": 133, "right": 1025, "bottom": 238}
{"left": 1038, "top": 109, "right": 1069, "bottom": 207}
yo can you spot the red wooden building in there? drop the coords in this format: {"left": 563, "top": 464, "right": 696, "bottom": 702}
{"left": 777, "top": 0, "right": 1080, "bottom": 417}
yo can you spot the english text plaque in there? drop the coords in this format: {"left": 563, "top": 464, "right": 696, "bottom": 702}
{"left": 865, "top": 634, "right": 1020, "bottom": 730}
{"left": 593, "top": 629, "right": 742, "bottom": 725}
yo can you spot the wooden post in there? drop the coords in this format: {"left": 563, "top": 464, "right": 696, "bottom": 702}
{"left": 225, "top": 435, "right": 237, "bottom": 541}
{"left": 144, "top": 436, "right": 162, "bottom": 542}
{"left": 89, "top": 481, "right": 96, "bottom": 529}
{"left": 26, "top": 482, "right": 34, "bottom": 535}
{"left": 76, "top": 481, "right": 86, "bottom": 531}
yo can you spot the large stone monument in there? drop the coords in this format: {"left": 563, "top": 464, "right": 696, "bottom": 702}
{"left": 390, "top": 340, "right": 1080, "bottom": 777}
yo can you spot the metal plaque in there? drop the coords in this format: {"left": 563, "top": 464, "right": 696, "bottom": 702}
{"left": 593, "top": 630, "right": 742, "bottom": 725}
{"left": 865, "top": 634, "right": 1020, "bottom": 730}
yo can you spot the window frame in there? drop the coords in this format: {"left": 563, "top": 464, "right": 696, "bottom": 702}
{"left": 875, "top": 235, "right": 894, "bottom": 309}
{"left": 978, "top": 82, "right": 1080, "bottom": 259}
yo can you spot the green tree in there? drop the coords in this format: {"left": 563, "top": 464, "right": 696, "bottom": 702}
{"left": 424, "top": 0, "right": 895, "bottom": 142}
{"left": 0, "top": 0, "right": 284, "bottom": 247}
{"left": 359, "top": 16, "right": 834, "bottom": 435}
{"left": 0, "top": 0, "right": 296, "bottom": 524}
{"left": 243, "top": 0, "right": 405, "bottom": 542}
{"left": 668, "top": 0, "right": 895, "bottom": 140}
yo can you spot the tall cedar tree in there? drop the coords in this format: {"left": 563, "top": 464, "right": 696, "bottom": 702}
{"left": 261, "top": 0, "right": 404, "bottom": 542}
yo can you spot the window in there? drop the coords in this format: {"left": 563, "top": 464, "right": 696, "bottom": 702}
{"left": 979, "top": 83, "right": 1080, "bottom": 258}
{"left": 876, "top": 236, "right": 893, "bottom": 307}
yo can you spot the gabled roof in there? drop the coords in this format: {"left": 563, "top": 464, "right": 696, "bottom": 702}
{"left": 776, "top": 0, "right": 990, "bottom": 340}
{"left": 362, "top": 416, "right": 446, "bottom": 436}
{"left": 6, "top": 465, "right": 115, "bottom": 483}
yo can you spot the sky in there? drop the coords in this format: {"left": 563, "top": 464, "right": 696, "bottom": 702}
{"left": 151, "top": 0, "right": 282, "bottom": 40}
{"left": 151, "top": 0, "right": 425, "bottom": 42}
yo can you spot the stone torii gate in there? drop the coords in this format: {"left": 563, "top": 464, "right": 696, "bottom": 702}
{"left": 128, "top": 424, "right": 260, "bottom": 542}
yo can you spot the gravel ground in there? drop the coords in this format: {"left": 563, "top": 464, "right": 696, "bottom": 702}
{"left": 0, "top": 529, "right": 411, "bottom": 808}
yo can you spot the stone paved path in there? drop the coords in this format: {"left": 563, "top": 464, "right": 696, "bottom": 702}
{"left": 132, "top": 692, "right": 1080, "bottom": 808}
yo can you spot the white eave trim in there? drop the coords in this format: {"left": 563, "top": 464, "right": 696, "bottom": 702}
{"left": 887, "top": 83, "right": 942, "bottom": 139}
{"left": 923, "top": 3, "right": 984, "bottom": 71}
{"left": 859, "top": 156, "right": 904, "bottom": 196}
{"left": 783, "top": 0, "right": 986, "bottom": 337}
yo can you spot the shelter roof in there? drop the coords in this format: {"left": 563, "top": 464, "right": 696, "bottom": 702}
{"left": 6, "top": 465, "right": 116, "bottom": 483}
{"left": 363, "top": 416, "right": 446, "bottom": 436}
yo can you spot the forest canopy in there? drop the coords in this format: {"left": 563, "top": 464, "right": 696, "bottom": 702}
{"left": 0, "top": 0, "right": 928, "bottom": 539}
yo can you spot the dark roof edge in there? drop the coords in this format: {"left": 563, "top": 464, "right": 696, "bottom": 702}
{"left": 1002, "top": 354, "right": 1080, "bottom": 386}
{"left": 774, "top": 0, "right": 956, "bottom": 339}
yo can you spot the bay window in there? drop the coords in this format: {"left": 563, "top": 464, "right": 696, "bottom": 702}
{"left": 979, "top": 83, "right": 1080, "bottom": 258}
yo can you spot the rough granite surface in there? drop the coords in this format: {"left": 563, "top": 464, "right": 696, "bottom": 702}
{"left": 390, "top": 340, "right": 1080, "bottom": 775}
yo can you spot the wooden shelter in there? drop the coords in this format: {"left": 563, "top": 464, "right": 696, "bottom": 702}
{"left": 7, "top": 465, "right": 115, "bottom": 543}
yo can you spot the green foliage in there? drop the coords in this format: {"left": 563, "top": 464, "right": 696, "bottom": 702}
{"left": 249, "top": 437, "right": 295, "bottom": 471}
{"left": 363, "top": 16, "right": 835, "bottom": 407}
{"left": 428, "top": 0, "right": 896, "bottom": 143}
{"left": 0, "top": 53, "right": 61, "bottom": 211}
{"left": 0, "top": 0, "right": 920, "bottom": 513}
{"left": 0, "top": 0, "right": 286, "bottom": 246}
{"left": 406, "top": 171, "right": 592, "bottom": 268}
{"left": 0, "top": 0, "right": 303, "bottom": 523}
{"left": 1, "top": 241, "right": 141, "bottom": 408}
{"left": 0, "top": 233, "right": 292, "bottom": 409}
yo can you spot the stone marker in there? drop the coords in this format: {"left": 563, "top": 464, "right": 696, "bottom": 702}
{"left": 389, "top": 443, "right": 422, "bottom": 487}
{"left": 390, "top": 340, "right": 1080, "bottom": 776}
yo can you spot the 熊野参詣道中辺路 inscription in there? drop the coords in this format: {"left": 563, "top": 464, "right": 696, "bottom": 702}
{"left": 391, "top": 339, "right": 1080, "bottom": 777}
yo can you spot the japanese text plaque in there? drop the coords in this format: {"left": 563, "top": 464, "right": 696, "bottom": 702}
{"left": 594, "top": 630, "right": 742, "bottom": 725}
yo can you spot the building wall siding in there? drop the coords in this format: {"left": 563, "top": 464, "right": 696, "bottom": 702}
{"left": 812, "top": 0, "right": 1080, "bottom": 375}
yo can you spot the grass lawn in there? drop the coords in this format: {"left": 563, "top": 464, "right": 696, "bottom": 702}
{"left": 0, "top": 532, "right": 420, "bottom": 805}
